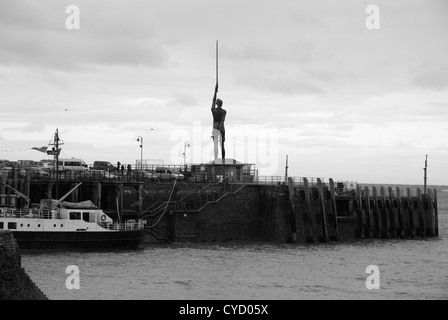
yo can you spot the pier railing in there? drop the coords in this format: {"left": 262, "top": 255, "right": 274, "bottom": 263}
{"left": 1, "top": 170, "right": 157, "bottom": 183}
{"left": 0, "top": 208, "right": 52, "bottom": 219}
{"left": 4, "top": 166, "right": 326, "bottom": 187}
{"left": 252, "top": 176, "right": 324, "bottom": 186}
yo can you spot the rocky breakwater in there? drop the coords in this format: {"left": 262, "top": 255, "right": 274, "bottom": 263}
{"left": 0, "top": 230, "right": 48, "bottom": 300}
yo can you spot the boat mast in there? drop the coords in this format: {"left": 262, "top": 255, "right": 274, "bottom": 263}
{"left": 47, "top": 129, "right": 63, "bottom": 199}
{"left": 55, "top": 129, "right": 59, "bottom": 198}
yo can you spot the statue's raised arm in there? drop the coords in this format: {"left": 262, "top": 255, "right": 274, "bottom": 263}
{"left": 211, "top": 83, "right": 218, "bottom": 111}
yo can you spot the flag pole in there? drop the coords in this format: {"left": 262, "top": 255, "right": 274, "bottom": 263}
{"left": 216, "top": 40, "right": 218, "bottom": 88}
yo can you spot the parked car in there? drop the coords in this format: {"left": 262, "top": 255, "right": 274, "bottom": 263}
{"left": 19, "top": 167, "right": 50, "bottom": 179}
{"left": 153, "top": 167, "right": 184, "bottom": 181}
{"left": 180, "top": 167, "right": 193, "bottom": 181}
{"left": 17, "top": 160, "right": 39, "bottom": 168}
{"left": 57, "top": 158, "right": 89, "bottom": 172}
{"left": 0, "top": 159, "right": 10, "bottom": 167}
{"left": 130, "top": 170, "right": 159, "bottom": 182}
{"left": 0, "top": 168, "right": 12, "bottom": 178}
{"left": 38, "top": 159, "right": 55, "bottom": 170}
{"left": 93, "top": 161, "right": 117, "bottom": 172}
{"left": 85, "top": 169, "right": 118, "bottom": 181}
{"left": 0, "top": 160, "right": 15, "bottom": 170}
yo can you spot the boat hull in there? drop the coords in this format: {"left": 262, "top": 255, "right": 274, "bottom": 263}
{"left": 11, "top": 229, "right": 147, "bottom": 250}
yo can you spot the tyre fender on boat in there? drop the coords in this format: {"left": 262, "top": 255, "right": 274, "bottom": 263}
{"left": 100, "top": 214, "right": 107, "bottom": 222}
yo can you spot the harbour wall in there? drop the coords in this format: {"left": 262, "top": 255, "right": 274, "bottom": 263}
{"left": 142, "top": 179, "right": 438, "bottom": 243}
{"left": 2, "top": 175, "right": 439, "bottom": 244}
{"left": 0, "top": 230, "right": 48, "bottom": 300}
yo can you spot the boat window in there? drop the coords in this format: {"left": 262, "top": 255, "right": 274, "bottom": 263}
{"left": 8, "top": 222, "right": 17, "bottom": 230}
{"left": 0, "top": 222, "right": 3, "bottom": 229}
{"left": 69, "top": 212, "right": 81, "bottom": 220}
{"left": 82, "top": 212, "right": 89, "bottom": 222}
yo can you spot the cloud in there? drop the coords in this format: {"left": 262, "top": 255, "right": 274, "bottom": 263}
{"left": 167, "top": 94, "right": 199, "bottom": 107}
{"left": 21, "top": 122, "right": 48, "bottom": 133}
{"left": 0, "top": 1, "right": 169, "bottom": 70}
{"left": 416, "top": 102, "right": 448, "bottom": 118}
{"left": 410, "top": 61, "right": 448, "bottom": 90}
{"left": 234, "top": 67, "right": 326, "bottom": 95}
{"left": 1, "top": 0, "right": 448, "bottom": 184}
{"left": 221, "top": 40, "right": 316, "bottom": 65}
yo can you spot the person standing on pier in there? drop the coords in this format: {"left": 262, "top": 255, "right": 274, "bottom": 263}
{"left": 127, "top": 164, "right": 132, "bottom": 180}
{"left": 211, "top": 83, "right": 226, "bottom": 161}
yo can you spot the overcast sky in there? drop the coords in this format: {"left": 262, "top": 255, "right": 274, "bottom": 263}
{"left": 0, "top": 0, "right": 447, "bottom": 185}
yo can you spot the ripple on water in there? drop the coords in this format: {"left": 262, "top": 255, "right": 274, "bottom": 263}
{"left": 20, "top": 209, "right": 448, "bottom": 300}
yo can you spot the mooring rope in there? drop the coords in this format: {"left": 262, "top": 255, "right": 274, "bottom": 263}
{"left": 145, "top": 179, "right": 177, "bottom": 229}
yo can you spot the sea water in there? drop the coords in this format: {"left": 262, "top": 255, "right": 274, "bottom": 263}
{"left": 21, "top": 187, "right": 448, "bottom": 300}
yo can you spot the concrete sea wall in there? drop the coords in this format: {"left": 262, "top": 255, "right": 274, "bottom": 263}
{"left": 3, "top": 176, "right": 439, "bottom": 244}
{"left": 143, "top": 180, "right": 438, "bottom": 244}
{"left": 0, "top": 230, "right": 48, "bottom": 300}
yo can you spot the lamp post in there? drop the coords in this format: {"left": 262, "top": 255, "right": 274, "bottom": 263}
{"left": 423, "top": 154, "right": 428, "bottom": 195}
{"left": 183, "top": 141, "right": 190, "bottom": 180}
{"left": 136, "top": 129, "right": 154, "bottom": 171}
{"left": 137, "top": 136, "right": 143, "bottom": 170}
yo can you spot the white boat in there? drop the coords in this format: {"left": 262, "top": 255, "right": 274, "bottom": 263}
{"left": 0, "top": 183, "right": 146, "bottom": 250}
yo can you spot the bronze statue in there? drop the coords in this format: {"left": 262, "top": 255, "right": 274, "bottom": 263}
{"left": 211, "top": 83, "right": 226, "bottom": 161}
